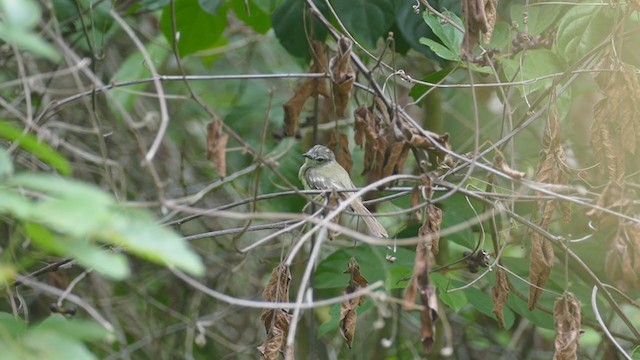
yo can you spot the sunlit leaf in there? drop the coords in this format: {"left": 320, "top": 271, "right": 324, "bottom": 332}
{"left": 0, "top": 122, "right": 70, "bottom": 175}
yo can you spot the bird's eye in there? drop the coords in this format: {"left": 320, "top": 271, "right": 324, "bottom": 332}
{"left": 317, "top": 158, "right": 325, "bottom": 163}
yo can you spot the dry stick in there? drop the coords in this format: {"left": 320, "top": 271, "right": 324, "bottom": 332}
{"left": 171, "top": 267, "right": 384, "bottom": 310}
{"left": 285, "top": 227, "right": 328, "bottom": 355}
{"left": 108, "top": 10, "right": 170, "bottom": 163}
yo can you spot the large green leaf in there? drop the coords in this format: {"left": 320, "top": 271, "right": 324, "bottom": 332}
{"left": 555, "top": 5, "right": 613, "bottom": 63}
{"left": 272, "top": 0, "right": 328, "bottom": 59}
{"left": 315, "top": 245, "right": 414, "bottom": 290}
{"left": 160, "top": 0, "right": 227, "bottom": 57}
{"left": 3, "top": 173, "right": 204, "bottom": 276}
{"left": 0, "top": 146, "right": 13, "bottom": 179}
{"left": 510, "top": 4, "right": 561, "bottom": 36}
{"left": 420, "top": 10, "right": 463, "bottom": 61}
{"left": 230, "top": 0, "right": 271, "bottom": 34}
{"left": 331, "top": 0, "right": 394, "bottom": 49}
{"left": 0, "top": 121, "right": 71, "bottom": 175}
{"left": 392, "top": 0, "right": 436, "bottom": 57}
{"left": 0, "top": 314, "right": 107, "bottom": 360}
{"left": 501, "top": 49, "right": 565, "bottom": 96}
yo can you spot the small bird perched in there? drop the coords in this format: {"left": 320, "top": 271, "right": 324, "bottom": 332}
{"left": 298, "top": 145, "right": 388, "bottom": 238}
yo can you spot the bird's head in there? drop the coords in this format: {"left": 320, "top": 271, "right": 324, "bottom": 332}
{"left": 302, "top": 145, "right": 336, "bottom": 166}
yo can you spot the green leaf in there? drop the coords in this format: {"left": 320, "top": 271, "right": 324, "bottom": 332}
{"left": 0, "top": 0, "right": 40, "bottom": 29}
{"left": 25, "top": 223, "right": 130, "bottom": 280}
{"left": 393, "top": 0, "right": 436, "bottom": 57}
{"left": 510, "top": 4, "right": 561, "bottom": 35}
{"left": 110, "top": 36, "right": 171, "bottom": 113}
{"left": 422, "top": 10, "right": 463, "bottom": 57}
{"left": 431, "top": 273, "right": 468, "bottom": 311}
{"left": 410, "top": 67, "right": 457, "bottom": 101}
{"left": 501, "top": 49, "right": 565, "bottom": 96}
{"left": 0, "top": 189, "right": 34, "bottom": 218}
{"left": 0, "top": 121, "right": 71, "bottom": 175}
{"left": 485, "top": 21, "right": 510, "bottom": 49}
{"left": 631, "top": 346, "right": 640, "bottom": 360}
{"left": 272, "top": 0, "right": 328, "bottom": 59}
{"left": 9, "top": 173, "right": 113, "bottom": 205}
{"left": 0, "top": 146, "right": 13, "bottom": 178}
{"left": 555, "top": 5, "right": 613, "bottom": 63}
{"left": 198, "top": 0, "right": 222, "bottom": 14}
{"left": 331, "top": 0, "right": 394, "bottom": 49}
{"left": 6, "top": 173, "right": 204, "bottom": 276}
{"left": 315, "top": 245, "right": 414, "bottom": 290}
{"left": 0, "top": 315, "right": 107, "bottom": 360}
{"left": 419, "top": 38, "right": 459, "bottom": 61}
{"left": 230, "top": 0, "right": 271, "bottom": 34}
{"left": 160, "top": 0, "right": 227, "bottom": 56}
{"left": 464, "top": 285, "right": 515, "bottom": 329}
{"left": 108, "top": 210, "right": 205, "bottom": 276}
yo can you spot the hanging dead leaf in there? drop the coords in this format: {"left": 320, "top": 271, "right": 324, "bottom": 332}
{"left": 591, "top": 59, "right": 640, "bottom": 182}
{"left": 420, "top": 284, "right": 439, "bottom": 353}
{"left": 553, "top": 292, "right": 581, "bottom": 360}
{"left": 328, "top": 130, "right": 353, "bottom": 174}
{"left": 604, "top": 224, "right": 640, "bottom": 290}
{"left": 259, "top": 265, "right": 291, "bottom": 359}
{"left": 339, "top": 258, "right": 369, "bottom": 348}
{"left": 462, "top": 0, "right": 498, "bottom": 57}
{"left": 492, "top": 268, "right": 511, "bottom": 328}
{"left": 329, "top": 37, "right": 355, "bottom": 118}
{"left": 283, "top": 41, "right": 329, "bottom": 136}
{"left": 528, "top": 232, "right": 554, "bottom": 310}
{"left": 494, "top": 151, "right": 526, "bottom": 179}
{"left": 411, "top": 185, "right": 422, "bottom": 221}
{"left": 207, "top": 119, "right": 228, "bottom": 177}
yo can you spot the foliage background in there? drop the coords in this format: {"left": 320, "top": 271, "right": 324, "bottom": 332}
{"left": 1, "top": 0, "right": 640, "bottom": 359}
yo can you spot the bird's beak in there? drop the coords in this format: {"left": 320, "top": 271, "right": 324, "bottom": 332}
{"left": 302, "top": 151, "right": 312, "bottom": 159}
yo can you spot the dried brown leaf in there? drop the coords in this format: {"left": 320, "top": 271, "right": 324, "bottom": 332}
{"left": 553, "top": 292, "right": 581, "bottom": 360}
{"left": 382, "top": 142, "right": 408, "bottom": 178}
{"left": 411, "top": 185, "right": 422, "bottom": 221}
{"left": 282, "top": 41, "right": 329, "bottom": 136}
{"left": 492, "top": 268, "right": 511, "bottom": 328}
{"left": 495, "top": 151, "right": 526, "bottom": 179}
{"left": 260, "top": 265, "right": 291, "bottom": 358}
{"left": 340, "top": 258, "right": 368, "bottom": 348}
{"left": 328, "top": 130, "right": 353, "bottom": 174}
{"left": 462, "top": 0, "right": 497, "bottom": 57}
{"left": 206, "top": 119, "right": 229, "bottom": 177}
{"left": 528, "top": 232, "right": 554, "bottom": 310}
{"left": 258, "top": 310, "right": 291, "bottom": 360}
{"left": 604, "top": 224, "right": 640, "bottom": 290}
{"left": 330, "top": 38, "right": 355, "bottom": 118}
{"left": 420, "top": 284, "right": 438, "bottom": 353}
{"left": 339, "top": 298, "right": 358, "bottom": 348}
{"left": 403, "top": 240, "right": 428, "bottom": 311}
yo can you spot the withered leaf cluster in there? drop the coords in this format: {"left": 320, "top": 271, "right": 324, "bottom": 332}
{"left": 592, "top": 60, "right": 640, "bottom": 182}
{"left": 258, "top": 264, "right": 291, "bottom": 360}
{"left": 494, "top": 151, "right": 526, "bottom": 179}
{"left": 206, "top": 118, "right": 228, "bottom": 177}
{"left": 492, "top": 268, "right": 511, "bottom": 328}
{"left": 462, "top": 0, "right": 498, "bottom": 57}
{"left": 329, "top": 38, "right": 355, "bottom": 118}
{"left": 603, "top": 223, "right": 640, "bottom": 290}
{"left": 283, "top": 41, "right": 330, "bottom": 137}
{"left": 403, "top": 175, "right": 441, "bottom": 352}
{"left": 339, "top": 257, "right": 369, "bottom": 348}
{"left": 327, "top": 129, "right": 353, "bottom": 174}
{"left": 553, "top": 292, "right": 581, "bottom": 360}
{"left": 529, "top": 106, "right": 569, "bottom": 310}
{"left": 354, "top": 105, "right": 451, "bottom": 187}
{"left": 586, "top": 182, "right": 640, "bottom": 290}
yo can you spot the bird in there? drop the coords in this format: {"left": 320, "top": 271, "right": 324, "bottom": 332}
{"left": 298, "top": 144, "right": 388, "bottom": 238}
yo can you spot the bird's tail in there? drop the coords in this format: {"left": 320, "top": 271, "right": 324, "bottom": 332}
{"left": 349, "top": 198, "right": 388, "bottom": 238}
